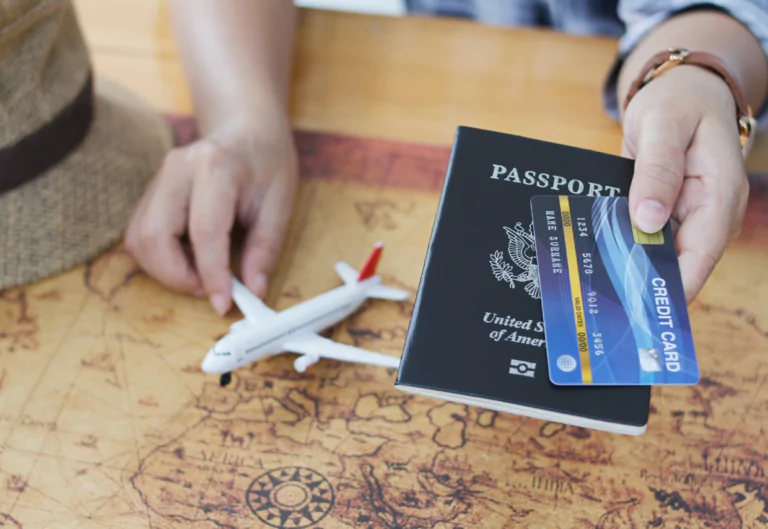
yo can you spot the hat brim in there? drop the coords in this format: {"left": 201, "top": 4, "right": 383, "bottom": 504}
{"left": 0, "top": 77, "right": 174, "bottom": 291}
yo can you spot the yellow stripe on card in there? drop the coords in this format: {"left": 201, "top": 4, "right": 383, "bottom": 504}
{"left": 559, "top": 196, "right": 593, "bottom": 384}
{"left": 632, "top": 226, "right": 664, "bottom": 245}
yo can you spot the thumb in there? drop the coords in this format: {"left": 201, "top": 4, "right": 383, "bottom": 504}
{"left": 627, "top": 113, "right": 694, "bottom": 234}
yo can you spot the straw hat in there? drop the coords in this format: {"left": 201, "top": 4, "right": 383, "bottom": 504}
{"left": 0, "top": 0, "right": 173, "bottom": 291}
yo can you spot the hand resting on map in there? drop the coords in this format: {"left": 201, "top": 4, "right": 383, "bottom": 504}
{"left": 124, "top": 118, "right": 299, "bottom": 316}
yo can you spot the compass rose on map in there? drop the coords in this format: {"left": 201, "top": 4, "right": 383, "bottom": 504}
{"left": 246, "top": 466, "right": 335, "bottom": 527}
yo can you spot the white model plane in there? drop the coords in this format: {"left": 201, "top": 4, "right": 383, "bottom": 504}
{"left": 201, "top": 242, "right": 408, "bottom": 386}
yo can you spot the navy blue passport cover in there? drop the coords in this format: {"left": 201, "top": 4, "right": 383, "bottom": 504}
{"left": 395, "top": 126, "right": 651, "bottom": 434}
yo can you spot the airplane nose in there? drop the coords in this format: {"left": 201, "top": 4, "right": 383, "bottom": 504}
{"left": 201, "top": 350, "right": 219, "bottom": 374}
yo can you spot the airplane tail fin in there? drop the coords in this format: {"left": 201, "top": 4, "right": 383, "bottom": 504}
{"left": 357, "top": 241, "right": 384, "bottom": 281}
{"left": 334, "top": 242, "right": 386, "bottom": 285}
{"left": 334, "top": 242, "right": 408, "bottom": 300}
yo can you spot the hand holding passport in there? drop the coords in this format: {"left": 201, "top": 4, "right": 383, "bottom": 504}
{"left": 396, "top": 126, "right": 700, "bottom": 436}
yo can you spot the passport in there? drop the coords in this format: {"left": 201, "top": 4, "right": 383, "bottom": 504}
{"left": 395, "top": 126, "right": 651, "bottom": 436}
{"left": 531, "top": 195, "right": 699, "bottom": 386}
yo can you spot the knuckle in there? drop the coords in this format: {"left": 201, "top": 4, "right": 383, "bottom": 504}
{"left": 191, "top": 142, "right": 242, "bottom": 183}
{"left": 164, "top": 273, "right": 195, "bottom": 292}
{"left": 192, "top": 141, "right": 226, "bottom": 166}
{"left": 248, "top": 235, "right": 282, "bottom": 269}
{"left": 638, "top": 160, "right": 681, "bottom": 192}
{"left": 693, "top": 248, "right": 720, "bottom": 276}
{"left": 138, "top": 223, "right": 163, "bottom": 249}
{"left": 260, "top": 242, "right": 280, "bottom": 264}
{"left": 165, "top": 146, "right": 185, "bottom": 162}
{"left": 189, "top": 220, "right": 219, "bottom": 246}
{"left": 161, "top": 146, "right": 186, "bottom": 170}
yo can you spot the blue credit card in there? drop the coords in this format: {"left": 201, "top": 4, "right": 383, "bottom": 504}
{"left": 530, "top": 195, "right": 699, "bottom": 386}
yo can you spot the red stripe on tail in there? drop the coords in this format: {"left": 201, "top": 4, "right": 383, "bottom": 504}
{"left": 357, "top": 242, "right": 384, "bottom": 281}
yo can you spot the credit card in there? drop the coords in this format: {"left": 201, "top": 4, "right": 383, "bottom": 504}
{"left": 530, "top": 195, "right": 699, "bottom": 386}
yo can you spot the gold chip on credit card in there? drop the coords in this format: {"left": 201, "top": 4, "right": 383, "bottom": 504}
{"left": 632, "top": 226, "right": 664, "bottom": 245}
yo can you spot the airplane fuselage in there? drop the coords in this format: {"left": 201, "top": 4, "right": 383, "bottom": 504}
{"left": 203, "top": 282, "right": 370, "bottom": 373}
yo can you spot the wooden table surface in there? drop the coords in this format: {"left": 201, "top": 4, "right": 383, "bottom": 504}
{"left": 72, "top": 0, "right": 768, "bottom": 171}
{"left": 1, "top": 3, "right": 767, "bottom": 528}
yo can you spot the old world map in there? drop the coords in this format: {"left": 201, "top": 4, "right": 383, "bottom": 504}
{"left": 1, "top": 118, "right": 767, "bottom": 528}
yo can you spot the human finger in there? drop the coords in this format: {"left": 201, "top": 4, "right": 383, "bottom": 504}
{"left": 124, "top": 150, "right": 202, "bottom": 293}
{"left": 241, "top": 179, "right": 296, "bottom": 298}
{"left": 674, "top": 199, "right": 731, "bottom": 303}
{"left": 627, "top": 111, "right": 696, "bottom": 234}
{"left": 674, "top": 131, "right": 747, "bottom": 302}
{"left": 188, "top": 144, "right": 243, "bottom": 315}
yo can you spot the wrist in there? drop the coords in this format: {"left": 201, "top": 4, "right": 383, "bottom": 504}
{"left": 677, "top": 64, "right": 737, "bottom": 115}
{"left": 649, "top": 64, "right": 736, "bottom": 114}
{"left": 197, "top": 90, "right": 291, "bottom": 139}
{"left": 621, "top": 49, "right": 755, "bottom": 154}
{"left": 616, "top": 11, "right": 768, "bottom": 117}
{"left": 205, "top": 106, "right": 294, "bottom": 148}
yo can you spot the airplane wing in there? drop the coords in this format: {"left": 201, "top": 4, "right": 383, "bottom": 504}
{"left": 283, "top": 334, "right": 400, "bottom": 369}
{"left": 231, "top": 278, "right": 276, "bottom": 322}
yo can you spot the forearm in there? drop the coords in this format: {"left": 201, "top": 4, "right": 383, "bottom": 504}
{"left": 617, "top": 9, "right": 768, "bottom": 118}
{"left": 168, "top": 0, "right": 297, "bottom": 135}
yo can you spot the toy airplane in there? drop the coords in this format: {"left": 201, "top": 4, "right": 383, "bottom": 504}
{"left": 201, "top": 242, "right": 408, "bottom": 386}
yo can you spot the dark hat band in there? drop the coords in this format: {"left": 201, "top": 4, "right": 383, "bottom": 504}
{"left": 0, "top": 72, "right": 94, "bottom": 194}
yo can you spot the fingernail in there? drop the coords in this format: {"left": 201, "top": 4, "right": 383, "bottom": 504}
{"left": 635, "top": 200, "right": 667, "bottom": 233}
{"left": 251, "top": 274, "right": 267, "bottom": 297}
{"left": 210, "top": 294, "right": 228, "bottom": 316}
